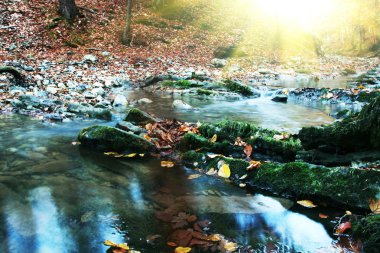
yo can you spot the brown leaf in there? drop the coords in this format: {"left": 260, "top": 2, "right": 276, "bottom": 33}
{"left": 244, "top": 144, "right": 253, "bottom": 157}
{"left": 155, "top": 211, "right": 173, "bottom": 222}
{"left": 369, "top": 198, "right": 380, "bottom": 214}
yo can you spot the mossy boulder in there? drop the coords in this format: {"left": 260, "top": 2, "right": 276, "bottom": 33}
{"left": 78, "top": 125, "right": 155, "bottom": 153}
{"left": 299, "top": 96, "right": 380, "bottom": 153}
{"left": 197, "top": 120, "right": 302, "bottom": 161}
{"left": 223, "top": 80, "right": 254, "bottom": 96}
{"left": 116, "top": 121, "right": 146, "bottom": 134}
{"left": 125, "top": 108, "right": 157, "bottom": 125}
{"left": 352, "top": 214, "right": 380, "bottom": 253}
{"left": 182, "top": 152, "right": 380, "bottom": 210}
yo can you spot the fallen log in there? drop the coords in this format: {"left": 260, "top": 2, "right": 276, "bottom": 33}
{"left": 0, "top": 66, "right": 24, "bottom": 82}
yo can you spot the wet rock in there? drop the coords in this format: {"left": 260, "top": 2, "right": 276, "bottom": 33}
{"left": 299, "top": 96, "right": 380, "bottom": 154}
{"left": 113, "top": 94, "right": 128, "bottom": 108}
{"left": 223, "top": 79, "right": 254, "bottom": 96}
{"left": 31, "top": 160, "right": 81, "bottom": 174}
{"left": 44, "top": 113, "right": 63, "bottom": 122}
{"left": 78, "top": 125, "right": 155, "bottom": 152}
{"left": 91, "top": 87, "right": 105, "bottom": 96}
{"left": 297, "top": 150, "right": 380, "bottom": 166}
{"left": 125, "top": 108, "right": 157, "bottom": 125}
{"left": 46, "top": 85, "right": 58, "bottom": 94}
{"left": 172, "top": 100, "right": 192, "bottom": 109}
{"left": 211, "top": 58, "right": 227, "bottom": 68}
{"left": 83, "top": 54, "right": 97, "bottom": 63}
{"left": 137, "top": 98, "right": 153, "bottom": 104}
{"left": 272, "top": 95, "right": 288, "bottom": 103}
{"left": 116, "top": 121, "right": 146, "bottom": 134}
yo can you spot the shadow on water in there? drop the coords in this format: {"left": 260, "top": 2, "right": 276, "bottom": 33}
{"left": 0, "top": 115, "right": 350, "bottom": 252}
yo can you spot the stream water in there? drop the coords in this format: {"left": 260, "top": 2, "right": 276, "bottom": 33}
{"left": 0, "top": 98, "right": 350, "bottom": 253}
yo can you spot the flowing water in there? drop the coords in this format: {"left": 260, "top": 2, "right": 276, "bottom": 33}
{"left": 0, "top": 105, "right": 350, "bottom": 252}
{"left": 125, "top": 90, "right": 334, "bottom": 133}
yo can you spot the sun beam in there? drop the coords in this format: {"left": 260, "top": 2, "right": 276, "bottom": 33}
{"left": 253, "top": 0, "right": 338, "bottom": 31}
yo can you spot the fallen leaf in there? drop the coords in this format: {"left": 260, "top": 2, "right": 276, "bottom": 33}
{"left": 239, "top": 183, "right": 246, "bottom": 188}
{"left": 167, "top": 242, "right": 178, "bottom": 247}
{"left": 336, "top": 222, "right": 351, "bottom": 234}
{"left": 206, "top": 168, "right": 216, "bottom": 175}
{"left": 319, "top": 213, "right": 329, "bottom": 219}
{"left": 239, "top": 174, "right": 248, "bottom": 180}
{"left": 346, "top": 211, "right": 352, "bottom": 215}
{"left": 369, "top": 198, "right": 380, "bottom": 214}
{"left": 207, "top": 154, "right": 223, "bottom": 158}
{"left": 188, "top": 174, "right": 202, "bottom": 180}
{"left": 104, "top": 151, "right": 119, "bottom": 156}
{"left": 210, "top": 134, "right": 217, "bottom": 143}
{"left": 246, "top": 161, "right": 261, "bottom": 170}
{"left": 103, "top": 240, "right": 130, "bottom": 250}
{"left": 161, "top": 161, "right": 175, "bottom": 168}
{"left": 175, "top": 247, "right": 191, "bottom": 253}
{"left": 124, "top": 153, "right": 137, "bottom": 158}
{"left": 223, "top": 241, "right": 238, "bottom": 252}
{"left": 144, "top": 134, "right": 152, "bottom": 141}
{"left": 297, "top": 200, "right": 317, "bottom": 208}
{"left": 218, "top": 164, "right": 231, "bottom": 178}
{"left": 146, "top": 234, "right": 161, "bottom": 244}
{"left": 145, "top": 123, "right": 153, "bottom": 131}
{"left": 178, "top": 125, "right": 190, "bottom": 132}
{"left": 244, "top": 145, "right": 253, "bottom": 157}
{"left": 234, "top": 137, "right": 247, "bottom": 146}
{"left": 187, "top": 215, "right": 197, "bottom": 222}
{"left": 207, "top": 234, "right": 222, "bottom": 242}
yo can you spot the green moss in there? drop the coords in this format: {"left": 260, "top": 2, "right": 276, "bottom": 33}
{"left": 352, "top": 214, "right": 380, "bottom": 253}
{"left": 161, "top": 80, "right": 203, "bottom": 89}
{"left": 125, "top": 108, "right": 157, "bottom": 125}
{"left": 196, "top": 89, "right": 213, "bottom": 96}
{"left": 88, "top": 108, "right": 112, "bottom": 121}
{"left": 356, "top": 91, "right": 380, "bottom": 102}
{"left": 299, "top": 96, "right": 380, "bottom": 153}
{"left": 198, "top": 120, "right": 301, "bottom": 160}
{"left": 224, "top": 80, "right": 254, "bottom": 96}
{"left": 78, "top": 125, "right": 155, "bottom": 153}
{"left": 180, "top": 133, "right": 210, "bottom": 151}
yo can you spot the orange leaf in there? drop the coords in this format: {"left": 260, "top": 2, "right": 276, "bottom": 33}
{"left": 246, "top": 161, "right": 261, "bottom": 170}
{"left": 319, "top": 213, "right": 329, "bottom": 219}
{"left": 161, "top": 161, "right": 175, "bottom": 168}
{"left": 336, "top": 222, "right": 351, "bottom": 234}
{"left": 244, "top": 145, "right": 253, "bottom": 157}
{"left": 370, "top": 198, "right": 380, "bottom": 214}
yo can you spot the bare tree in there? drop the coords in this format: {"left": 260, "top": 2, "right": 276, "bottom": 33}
{"left": 122, "top": 0, "right": 133, "bottom": 45}
{"left": 59, "top": 0, "right": 79, "bottom": 21}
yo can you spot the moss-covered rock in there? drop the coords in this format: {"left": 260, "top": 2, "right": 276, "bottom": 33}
{"left": 125, "top": 108, "right": 157, "bottom": 125}
{"left": 196, "top": 89, "right": 213, "bottom": 96}
{"left": 352, "top": 214, "right": 380, "bottom": 253}
{"left": 116, "top": 121, "right": 146, "bottom": 134}
{"left": 78, "top": 125, "right": 155, "bottom": 153}
{"left": 223, "top": 80, "right": 254, "bottom": 96}
{"left": 198, "top": 120, "right": 302, "bottom": 161}
{"left": 182, "top": 152, "right": 380, "bottom": 210}
{"left": 299, "top": 96, "right": 380, "bottom": 153}
{"left": 161, "top": 80, "right": 203, "bottom": 89}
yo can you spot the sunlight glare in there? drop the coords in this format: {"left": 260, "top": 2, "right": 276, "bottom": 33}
{"left": 253, "top": 0, "right": 337, "bottom": 31}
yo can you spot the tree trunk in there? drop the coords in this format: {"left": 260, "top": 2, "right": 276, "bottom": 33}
{"left": 59, "top": 0, "right": 78, "bottom": 21}
{"left": 0, "top": 66, "right": 23, "bottom": 81}
{"left": 122, "top": 0, "right": 133, "bottom": 45}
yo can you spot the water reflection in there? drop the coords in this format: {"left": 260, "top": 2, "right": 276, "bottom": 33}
{"left": 29, "top": 187, "right": 76, "bottom": 253}
{"left": 0, "top": 115, "right": 346, "bottom": 253}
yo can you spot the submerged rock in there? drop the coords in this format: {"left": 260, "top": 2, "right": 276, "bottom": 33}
{"left": 172, "top": 100, "right": 192, "bottom": 110}
{"left": 78, "top": 125, "right": 155, "bottom": 153}
{"left": 272, "top": 95, "right": 288, "bottom": 103}
{"left": 125, "top": 108, "right": 157, "bottom": 125}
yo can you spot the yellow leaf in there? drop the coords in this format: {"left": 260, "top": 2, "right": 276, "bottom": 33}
{"left": 124, "top": 153, "right": 137, "bottom": 158}
{"left": 224, "top": 241, "right": 238, "bottom": 252}
{"left": 239, "top": 183, "right": 246, "bottom": 188}
{"left": 297, "top": 200, "right": 317, "bottom": 208}
{"left": 370, "top": 198, "right": 380, "bottom": 214}
{"left": 210, "top": 134, "right": 217, "bottom": 143}
{"left": 175, "top": 247, "right": 191, "bottom": 253}
{"left": 188, "top": 174, "right": 202, "bottom": 180}
{"left": 218, "top": 164, "right": 231, "bottom": 178}
{"left": 346, "top": 210, "right": 352, "bottom": 215}
{"left": 161, "top": 161, "right": 174, "bottom": 168}
{"left": 104, "top": 152, "right": 119, "bottom": 156}
{"left": 139, "top": 154, "right": 145, "bottom": 157}
{"left": 145, "top": 123, "right": 153, "bottom": 131}
{"left": 207, "top": 234, "right": 222, "bottom": 242}
{"left": 103, "top": 240, "right": 130, "bottom": 250}
{"left": 206, "top": 168, "right": 216, "bottom": 175}
{"left": 144, "top": 134, "right": 152, "bottom": 141}
{"left": 246, "top": 161, "right": 261, "bottom": 170}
